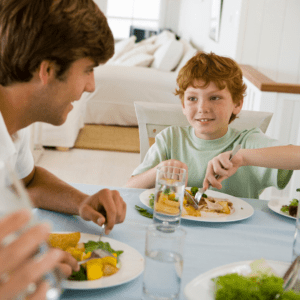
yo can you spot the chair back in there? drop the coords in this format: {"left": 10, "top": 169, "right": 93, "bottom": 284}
{"left": 134, "top": 101, "right": 273, "bottom": 162}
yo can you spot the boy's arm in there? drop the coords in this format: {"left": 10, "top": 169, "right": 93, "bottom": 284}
{"left": 203, "top": 145, "right": 300, "bottom": 190}
{"left": 125, "top": 167, "right": 157, "bottom": 189}
{"left": 126, "top": 159, "right": 189, "bottom": 189}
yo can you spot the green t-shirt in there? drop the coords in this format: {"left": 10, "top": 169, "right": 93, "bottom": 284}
{"left": 132, "top": 126, "right": 293, "bottom": 199}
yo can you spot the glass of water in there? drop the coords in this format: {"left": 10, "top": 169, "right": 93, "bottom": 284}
{"left": 0, "top": 160, "right": 63, "bottom": 300}
{"left": 153, "top": 166, "right": 186, "bottom": 226}
{"left": 292, "top": 189, "right": 300, "bottom": 259}
{"left": 142, "top": 224, "right": 186, "bottom": 300}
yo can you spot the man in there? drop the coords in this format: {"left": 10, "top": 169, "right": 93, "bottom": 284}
{"left": 0, "top": 0, "right": 126, "bottom": 298}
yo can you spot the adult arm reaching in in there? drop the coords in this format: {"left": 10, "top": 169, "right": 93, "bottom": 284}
{"left": 23, "top": 167, "right": 126, "bottom": 235}
{"left": 0, "top": 209, "right": 79, "bottom": 300}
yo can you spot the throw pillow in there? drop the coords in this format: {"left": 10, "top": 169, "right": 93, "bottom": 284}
{"left": 107, "top": 36, "right": 137, "bottom": 63}
{"left": 151, "top": 39, "right": 184, "bottom": 72}
{"left": 119, "top": 53, "right": 154, "bottom": 67}
{"left": 115, "top": 44, "right": 159, "bottom": 64}
{"left": 174, "top": 45, "right": 198, "bottom": 73}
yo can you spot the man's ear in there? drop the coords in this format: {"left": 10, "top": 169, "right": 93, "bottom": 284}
{"left": 38, "top": 60, "right": 56, "bottom": 85}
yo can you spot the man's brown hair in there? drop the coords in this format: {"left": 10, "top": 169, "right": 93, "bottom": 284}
{"left": 0, "top": 0, "right": 114, "bottom": 86}
{"left": 175, "top": 51, "right": 247, "bottom": 123}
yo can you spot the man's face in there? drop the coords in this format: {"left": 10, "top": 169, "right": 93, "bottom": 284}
{"left": 36, "top": 58, "right": 96, "bottom": 126}
{"left": 182, "top": 80, "right": 242, "bottom": 140}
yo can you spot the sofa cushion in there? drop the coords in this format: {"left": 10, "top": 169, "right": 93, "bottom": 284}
{"left": 119, "top": 53, "right": 154, "bottom": 67}
{"left": 107, "top": 36, "right": 137, "bottom": 63}
{"left": 175, "top": 43, "right": 198, "bottom": 73}
{"left": 151, "top": 39, "right": 183, "bottom": 72}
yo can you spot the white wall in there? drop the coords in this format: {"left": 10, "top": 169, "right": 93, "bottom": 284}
{"left": 177, "top": 0, "right": 300, "bottom": 84}
{"left": 177, "top": 0, "right": 243, "bottom": 59}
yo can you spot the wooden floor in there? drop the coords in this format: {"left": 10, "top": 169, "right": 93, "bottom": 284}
{"left": 36, "top": 148, "right": 140, "bottom": 187}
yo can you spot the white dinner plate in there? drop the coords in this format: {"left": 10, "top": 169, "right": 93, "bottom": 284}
{"left": 184, "top": 260, "right": 290, "bottom": 300}
{"left": 268, "top": 199, "right": 298, "bottom": 219}
{"left": 61, "top": 232, "right": 144, "bottom": 289}
{"left": 139, "top": 188, "right": 254, "bottom": 222}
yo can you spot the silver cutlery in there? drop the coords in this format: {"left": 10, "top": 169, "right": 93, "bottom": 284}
{"left": 184, "top": 190, "right": 199, "bottom": 210}
{"left": 98, "top": 224, "right": 105, "bottom": 242}
{"left": 194, "top": 144, "right": 242, "bottom": 203}
{"left": 273, "top": 255, "right": 300, "bottom": 298}
{"left": 78, "top": 248, "right": 115, "bottom": 265}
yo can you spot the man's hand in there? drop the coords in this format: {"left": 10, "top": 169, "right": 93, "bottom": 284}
{"left": 78, "top": 189, "right": 126, "bottom": 234}
{"left": 203, "top": 151, "right": 243, "bottom": 190}
{"left": 157, "top": 159, "right": 188, "bottom": 186}
{"left": 0, "top": 209, "right": 79, "bottom": 300}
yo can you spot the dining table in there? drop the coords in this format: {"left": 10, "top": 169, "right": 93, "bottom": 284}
{"left": 34, "top": 183, "right": 297, "bottom": 300}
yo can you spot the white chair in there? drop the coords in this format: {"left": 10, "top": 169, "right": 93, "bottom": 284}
{"left": 134, "top": 101, "right": 273, "bottom": 162}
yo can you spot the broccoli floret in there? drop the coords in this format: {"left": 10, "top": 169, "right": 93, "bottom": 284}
{"left": 190, "top": 187, "right": 199, "bottom": 196}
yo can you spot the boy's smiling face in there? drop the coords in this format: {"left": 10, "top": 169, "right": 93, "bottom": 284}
{"left": 182, "top": 80, "right": 243, "bottom": 140}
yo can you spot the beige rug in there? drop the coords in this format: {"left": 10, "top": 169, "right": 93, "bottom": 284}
{"left": 74, "top": 124, "right": 141, "bottom": 153}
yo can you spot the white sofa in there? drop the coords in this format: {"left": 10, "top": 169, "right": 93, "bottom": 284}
{"left": 37, "top": 99, "right": 86, "bottom": 148}
{"left": 37, "top": 31, "right": 198, "bottom": 148}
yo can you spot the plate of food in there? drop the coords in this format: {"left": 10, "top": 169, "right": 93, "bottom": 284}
{"left": 48, "top": 232, "right": 144, "bottom": 289}
{"left": 268, "top": 198, "right": 299, "bottom": 219}
{"left": 184, "top": 259, "right": 295, "bottom": 300}
{"left": 139, "top": 187, "right": 254, "bottom": 222}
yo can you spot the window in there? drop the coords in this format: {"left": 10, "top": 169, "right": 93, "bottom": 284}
{"left": 105, "top": 0, "right": 161, "bottom": 40}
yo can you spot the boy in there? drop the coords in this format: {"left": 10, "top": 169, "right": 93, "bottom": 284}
{"left": 0, "top": 0, "right": 126, "bottom": 298}
{"left": 203, "top": 145, "right": 300, "bottom": 190}
{"left": 126, "top": 52, "right": 293, "bottom": 199}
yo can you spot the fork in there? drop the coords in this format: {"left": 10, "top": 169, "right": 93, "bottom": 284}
{"left": 98, "top": 224, "right": 105, "bottom": 242}
{"left": 194, "top": 144, "right": 241, "bottom": 203}
{"left": 273, "top": 255, "right": 300, "bottom": 298}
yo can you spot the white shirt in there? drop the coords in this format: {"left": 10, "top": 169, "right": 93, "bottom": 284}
{"left": 0, "top": 112, "right": 34, "bottom": 179}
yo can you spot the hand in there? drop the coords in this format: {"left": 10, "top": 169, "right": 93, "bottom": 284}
{"left": 55, "top": 250, "right": 79, "bottom": 277}
{"left": 157, "top": 159, "right": 189, "bottom": 186}
{"left": 78, "top": 189, "right": 126, "bottom": 234}
{"left": 0, "top": 209, "right": 71, "bottom": 300}
{"left": 203, "top": 151, "right": 243, "bottom": 190}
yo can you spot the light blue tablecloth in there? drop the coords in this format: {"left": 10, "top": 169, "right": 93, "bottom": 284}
{"left": 34, "top": 183, "right": 296, "bottom": 300}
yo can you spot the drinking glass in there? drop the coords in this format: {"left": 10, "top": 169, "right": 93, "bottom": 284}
{"left": 142, "top": 224, "right": 186, "bottom": 300}
{"left": 0, "top": 160, "right": 63, "bottom": 300}
{"left": 292, "top": 190, "right": 300, "bottom": 260}
{"left": 153, "top": 166, "right": 186, "bottom": 226}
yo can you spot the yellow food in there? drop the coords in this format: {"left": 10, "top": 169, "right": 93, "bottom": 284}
{"left": 48, "top": 232, "right": 81, "bottom": 251}
{"left": 155, "top": 192, "right": 180, "bottom": 215}
{"left": 218, "top": 201, "right": 231, "bottom": 214}
{"left": 103, "top": 264, "right": 119, "bottom": 276}
{"left": 86, "top": 259, "right": 104, "bottom": 280}
{"left": 49, "top": 232, "right": 120, "bottom": 281}
{"left": 183, "top": 205, "right": 201, "bottom": 217}
{"left": 65, "top": 247, "right": 84, "bottom": 261}
{"left": 101, "top": 256, "right": 118, "bottom": 267}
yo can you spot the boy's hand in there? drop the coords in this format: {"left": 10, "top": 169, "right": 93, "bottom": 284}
{"left": 203, "top": 151, "right": 243, "bottom": 190}
{"left": 158, "top": 159, "right": 188, "bottom": 186}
